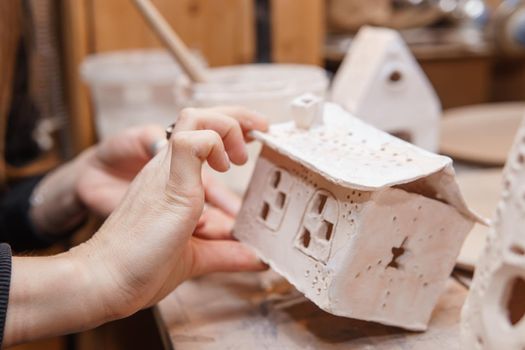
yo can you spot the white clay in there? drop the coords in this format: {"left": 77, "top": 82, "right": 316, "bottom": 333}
{"left": 330, "top": 26, "right": 441, "bottom": 151}
{"left": 233, "top": 102, "right": 481, "bottom": 331}
{"left": 290, "top": 93, "right": 324, "bottom": 129}
{"left": 461, "top": 117, "right": 525, "bottom": 349}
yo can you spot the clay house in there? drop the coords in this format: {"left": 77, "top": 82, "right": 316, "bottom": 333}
{"left": 331, "top": 26, "right": 441, "bottom": 152}
{"left": 461, "top": 116, "right": 525, "bottom": 349}
{"left": 234, "top": 97, "right": 482, "bottom": 331}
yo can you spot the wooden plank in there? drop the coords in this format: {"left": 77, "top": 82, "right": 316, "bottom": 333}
{"left": 236, "top": 0, "right": 256, "bottom": 64}
{"left": 420, "top": 57, "right": 492, "bottom": 109}
{"left": 271, "top": 0, "right": 325, "bottom": 65}
{"left": 61, "top": 0, "right": 97, "bottom": 153}
{"left": 158, "top": 271, "right": 467, "bottom": 349}
{"left": 90, "top": 0, "right": 255, "bottom": 66}
{"left": 440, "top": 102, "right": 524, "bottom": 165}
{"left": 200, "top": 0, "right": 255, "bottom": 66}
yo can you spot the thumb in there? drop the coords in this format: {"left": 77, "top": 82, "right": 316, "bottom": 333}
{"left": 166, "top": 130, "right": 230, "bottom": 197}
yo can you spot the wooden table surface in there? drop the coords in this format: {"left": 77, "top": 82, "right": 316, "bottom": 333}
{"left": 157, "top": 271, "right": 468, "bottom": 349}
{"left": 440, "top": 102, "right": 524, "bottom": 166}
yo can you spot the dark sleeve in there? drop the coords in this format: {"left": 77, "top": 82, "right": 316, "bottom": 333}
{"left": 0, "top": 243, "right": 12, "bottom": 348}
{"left": 0, "top": 176, "right": 55, "bottom": 251}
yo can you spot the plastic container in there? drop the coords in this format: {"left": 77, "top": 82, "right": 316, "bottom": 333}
{"left": 81, "top": 49, "right": 183, "bottom": 138}
{"left": 182, "top": 64, "right": 329, "bottom": 123}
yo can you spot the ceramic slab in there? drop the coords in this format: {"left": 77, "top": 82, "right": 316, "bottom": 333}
{"left": 440, "top": 103, "right": 525, "bottom": 166}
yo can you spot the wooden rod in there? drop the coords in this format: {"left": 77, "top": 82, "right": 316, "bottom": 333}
{"left": 132, "top": 0, "right": 208, "bottom": 83}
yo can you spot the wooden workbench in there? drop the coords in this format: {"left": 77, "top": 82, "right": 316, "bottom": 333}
{"left": 156, "top": 271, "right": 468, "bottom": 349}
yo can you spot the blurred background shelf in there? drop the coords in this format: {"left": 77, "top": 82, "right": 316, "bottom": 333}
{"left": 61, "top": 0, "right": 525, "bottom": 157}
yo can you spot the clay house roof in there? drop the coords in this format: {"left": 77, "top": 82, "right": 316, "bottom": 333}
{"left": 254, "top": 103, "right": 450, "bottom": 190}
{"left": 253, "top": 103, "right": 483, "bottom": 223}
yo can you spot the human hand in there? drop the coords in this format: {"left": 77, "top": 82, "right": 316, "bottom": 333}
{"left": 75, "top": 125, "right": 165, "bottom": 217}
{"left": 29, "top": 125, "right": 165, "bottom": 237}
{"left": 78, "top": 121, "right": 249, "bottom": 218}
{"left": 31, "top": 105, "right": 249, "bottom": 237}
{"left": 4, "top": 107, "right": 268, "bottom": 346}
{"left": 71, "top": 106, "right": 269, "bottom": 319}
{"left": 195, "top": 204, "right": 236, "bottom": 240}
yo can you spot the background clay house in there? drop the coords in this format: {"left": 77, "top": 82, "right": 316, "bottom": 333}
{"left": 331, "top": 26, "right": 441, "bottom": 152}
{"left": 461, "top": 116, "right": 525, "bottom": 350}
{"left": 234, "top": 102, "right": 481, "bottom": 331}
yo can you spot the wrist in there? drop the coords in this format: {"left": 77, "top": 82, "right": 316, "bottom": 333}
{"left": 66, "top": 236, "right": 140, "bottom": 323}
{"left": 61, "top": 247, "right": 115, "bottom": 325}
{"left": 4, "top": 252, "right": 107, "bottom": 346}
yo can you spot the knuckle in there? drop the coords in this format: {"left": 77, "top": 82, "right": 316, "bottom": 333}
{"left": 170, "top": 132, "right": 192, "bottom": 149}
{"left": 224, "top": 116, "right": 240, "bottom": 129}
{"left": 170, "top": 130, "right": 223, "bottom": 159}
{"left": 202, "top": 129, "right": 222, "bottom": 144}
{"left": 163, "top": 183, "right": 203, "bottom": 209}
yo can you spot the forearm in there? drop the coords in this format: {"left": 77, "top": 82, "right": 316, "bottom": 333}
{"left": 3, "top": 252, "right": 108, "bottom": 346}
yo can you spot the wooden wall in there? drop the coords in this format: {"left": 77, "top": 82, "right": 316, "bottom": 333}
{"left": 270, "top": 0, "right": 325, "bottom": 65}
{"left": 88, "top": 0, "right": 255, "bottom": 66}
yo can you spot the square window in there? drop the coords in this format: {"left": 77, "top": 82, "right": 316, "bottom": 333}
{"left": 260, "top": 202, "right": 270, "bottom": 220}
{"left": 276, "top": 192, "right": 286, "bottom": 209}
{"left": 258, "top": 168, "right": 293, "bottom": 231}
{"left": 295, "top": 190, "right": 339, "bottom": 263}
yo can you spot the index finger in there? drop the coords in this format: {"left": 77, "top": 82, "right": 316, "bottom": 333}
{"left": 206, "top": 106, "right": 269, "bottom": 139}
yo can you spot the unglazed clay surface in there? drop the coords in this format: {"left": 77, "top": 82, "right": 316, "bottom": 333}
{"left": 331, "top": 26, "right": 441, "bottom": 151}
{"left": 461, "top": 118, "right": 525, "bottom": 349}
{"left": 234, "top": 102, "right": 480, "bottom": 331}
